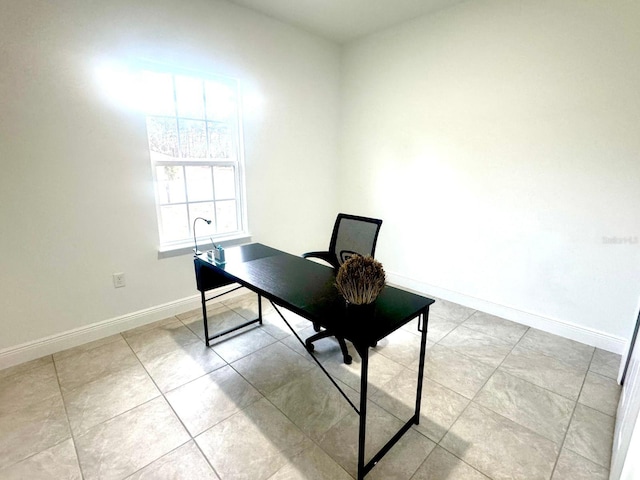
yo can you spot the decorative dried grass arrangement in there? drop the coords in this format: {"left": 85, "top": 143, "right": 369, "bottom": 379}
{"left": 335, "top": 255, "right": 386, "bottom": 305}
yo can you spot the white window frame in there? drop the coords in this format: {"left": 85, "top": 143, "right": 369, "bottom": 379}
{"left": 142, "top": 66, "right": 249, "bottom": 252}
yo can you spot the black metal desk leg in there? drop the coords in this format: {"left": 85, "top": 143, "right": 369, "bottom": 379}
{"left": 201, "top": 291, "right": 211, "bottom": 347}
{"left": 415, "top": 308, "right": 429, "bottom": 421}
{"left": 357, "top": 346, "right": 369, "bottom": 480}
{"left": 258, "top": 293, "right": 263, "bottom": 324}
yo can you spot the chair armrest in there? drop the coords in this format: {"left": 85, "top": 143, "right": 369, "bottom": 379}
{"left": 302, "top": 251, "right": 338, "bottom": 269}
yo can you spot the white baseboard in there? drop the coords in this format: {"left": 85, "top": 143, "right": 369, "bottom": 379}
{"left": 1, "top": 274, "right": 627, "bottom": 372}
{"left": 0, "top": 284, "right": 247, "bottom": 371}
{"left": 387, "top": 272, "right": 627, "bottom": 355}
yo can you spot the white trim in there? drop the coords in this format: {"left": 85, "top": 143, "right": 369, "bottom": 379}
{"left": 0, "top": 284, "right": 246, "bottom": 371}
{"left": 157, "top": 234, "right": 252, "bottom": 257}
{"left": 387, "top": 271, "right": 627, "bottom": 355}
{"left": 2, "top": 271, "right": 626, "bottom": 372}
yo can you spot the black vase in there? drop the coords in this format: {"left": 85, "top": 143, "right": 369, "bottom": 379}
{"left": 345, "top": 301, "right": 375, "bottom": 321}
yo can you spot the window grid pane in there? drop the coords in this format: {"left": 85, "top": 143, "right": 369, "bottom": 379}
{"left": 147, "top": 117, "right": 179, "bottom": 160}
{"left": 188, "top": 202, "right": 215, "bottom": 238}
{"left": 160, "top": 204, "right": 189, "bottom": 241}
{"left": 213, "top": 165, "right": 236, "bottom": 200}
{"left": 185, "top": 166, "right": 214, "bottom": 202}
{"left": 179, "top": 119, "right": 207, "bottom": 158}
{"left": 207, "top": 121, "right": 232, "bottom": 159}
{"left": 156, "top": 165, "right": 186, "bottom": 204}
{"left": 215, "top": 200, "right": 238, "bottom": 233}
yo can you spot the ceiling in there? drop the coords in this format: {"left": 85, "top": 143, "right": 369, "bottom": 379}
{"left": 226, "top": 0, "right": 469, "bottom": 43}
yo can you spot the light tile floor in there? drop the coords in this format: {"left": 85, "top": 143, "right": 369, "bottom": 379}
{"left": 0, "top": 291, "right": 622, "bottom": 479}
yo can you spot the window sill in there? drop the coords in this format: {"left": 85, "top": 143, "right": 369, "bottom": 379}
{"left": 157, "top": 233, "right": 252, "bottom": 259}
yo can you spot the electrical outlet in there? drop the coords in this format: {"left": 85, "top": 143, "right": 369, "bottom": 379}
{"left": 113, "top": 272, "right": 126, "bottom": 288}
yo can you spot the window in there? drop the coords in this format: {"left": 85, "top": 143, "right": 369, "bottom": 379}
{"left": 142, "top": 69, "right": 246, "bottom": 249}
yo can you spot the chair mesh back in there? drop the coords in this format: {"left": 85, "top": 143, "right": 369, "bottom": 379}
{"left": 331, "top": 215, "right": 382, "bottom": 266}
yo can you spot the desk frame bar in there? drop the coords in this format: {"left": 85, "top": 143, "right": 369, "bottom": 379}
{"left": 364, "top": 416, "right": 416, "bottom": 476}
{"left": 201, "top": 289, "right": 263, "bottom": 347}
{"left": 357, "top": 346, "right": 369, "bottom": 478}
{"left": 415, "top": 310, "right": 429, "bottom": 419}
{"left": 358, "top": 308, "right": 429, "bottom": 479}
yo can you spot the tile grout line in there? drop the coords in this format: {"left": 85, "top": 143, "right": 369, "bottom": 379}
{"left": 52, "top": 317, "right": 222, "bottom": 478}
{"left": 175, "top": 298, "right": 315, "bottom": 478}
{"left": 51, "top": 352, "right": 87, "bottom": 480}
{"left": 408, "top": 307, "right": 495, "bottom": 479}
{"left": 120, "top": 317, "right": 225, "bottom": 480}
{"left": 435, "top": 323, "right": 597, "bottom": 479}
{"left": 461, "top": 324, "right": 588, "bottom": 477}
{"left": 0, "top": 357, "right": 86, "bottom": 477}
{"left": 121, "top": 298, "right": 292, "bottom": 478}
{"left": 548, "top": 347, "right": 598, "bottom": 478}
{"left": 259, "top": 389, "right": 355, "bottom": 480}
{"left": 429, "top": 326, "right": 531, "bottom": 480}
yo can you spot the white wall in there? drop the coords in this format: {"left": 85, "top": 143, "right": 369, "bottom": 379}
{"left": 0, "top": 0, "right": 340, "bottom": 355}
{"left": 340, "top": 0, "right": 640, "bottom": 349}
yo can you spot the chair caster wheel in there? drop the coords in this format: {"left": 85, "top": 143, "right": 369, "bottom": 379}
{"left": 306, "top": 342, "right": 315, "bottom": 352}
{"left": 313, "top": 324, "right": 321, "bottom": 333}
{"left": 373, "top": 341, "right": 378, "bottom": 348}
{"left": 344, "top": 355, "right": 352, "bottom": 365}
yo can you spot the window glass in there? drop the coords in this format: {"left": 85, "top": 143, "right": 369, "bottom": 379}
{"left": 147, "top": 117, "right": 179, "bottom": 160}
{"left": 207, "top": 122, "right": 232, "bottom": 159}
{"left": 144, "top": 68, "right": 246, "bottom": 247}
{"left": 216, "top": 200, "right": 238, "bottom": 233}
{"left": 213, "top": 165, "right": 236, "bottom": 200}
{"left": 156, "top": 166, "right": 185, "bottom": 204}
{"left": 185, "top": 166, "right": 213, "bottom": 202}
{"left": 160, "top": 204, "right": 189, "bottom": 241}
{"left": 188, "top": 203, "right": 216, "bottom": 235}
{"left": 178, "top": 119, "right": 207, "bottom": 158}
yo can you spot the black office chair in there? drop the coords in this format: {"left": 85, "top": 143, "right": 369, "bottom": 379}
{"left": 302, "top": 213, "right": 383, "bottom": 364}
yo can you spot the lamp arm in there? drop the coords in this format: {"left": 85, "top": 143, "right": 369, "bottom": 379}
{"left": 193, "top": 217, "right": 212, "bottom": 256}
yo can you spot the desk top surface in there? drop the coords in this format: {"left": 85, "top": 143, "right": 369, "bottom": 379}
{"left": 195, "top": 243, "right": 434, "bottom": 348}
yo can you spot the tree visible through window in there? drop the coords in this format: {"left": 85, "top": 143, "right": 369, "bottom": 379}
{"left": 143, "top": 70, "right": 246, "bottom": 248}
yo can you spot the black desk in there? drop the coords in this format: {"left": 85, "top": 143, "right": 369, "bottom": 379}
{"left": 194, "top": 243, "right": 434, "bottom": 479}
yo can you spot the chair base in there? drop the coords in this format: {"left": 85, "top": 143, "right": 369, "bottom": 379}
{"left": 305, "top": 328, "right": 352, "bottom": 364}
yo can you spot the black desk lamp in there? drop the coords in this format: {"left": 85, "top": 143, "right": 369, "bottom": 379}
{"left": 193, "top": 217, "right": 212, "bottom": 256}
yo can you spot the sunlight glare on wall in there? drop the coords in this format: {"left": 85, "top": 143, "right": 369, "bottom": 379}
{"left": 93, "top": 60, "right": 145, "bottom": 112}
